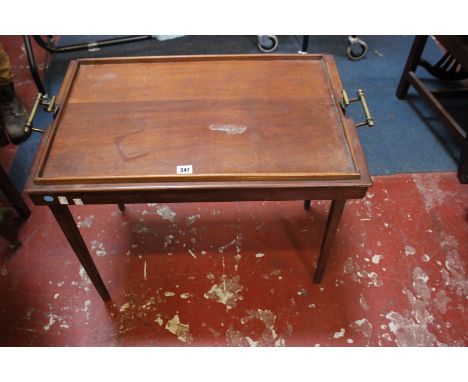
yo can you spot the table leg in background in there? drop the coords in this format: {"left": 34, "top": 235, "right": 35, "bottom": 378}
{"left": 396, "top": 35, "right": 428, "bottom": 99}
{"left": 313, "top": 199, "right": 346, "bottom": 283}
{"left": 0, "top": 218, "right": 19, "bottom": 247}
{"left": 458, "top": 134, "right": 468, "bottom": 183}
{"left": 0, "top": 165, "right": 31, "bottom": 220}
{"left": 49, "top": 205, "right": 111, "bottom": 301}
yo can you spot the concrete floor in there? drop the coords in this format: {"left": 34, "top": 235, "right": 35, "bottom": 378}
{"left": 0, "top": 36, "right": 467, "bottom": 346}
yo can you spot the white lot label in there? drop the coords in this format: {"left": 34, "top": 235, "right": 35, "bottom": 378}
{"left": 176, "top": 165, "right": 193, "bottom": 175}
{"left": 58, "top": 196, "right": 69, "bottom": 205}
{"left": 73, "top": 198, "right": 84, "bottom": 205}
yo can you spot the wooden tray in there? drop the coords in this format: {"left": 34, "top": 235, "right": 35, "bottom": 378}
{"left": 33, "top": 54, "right": 360, "bottom": 185}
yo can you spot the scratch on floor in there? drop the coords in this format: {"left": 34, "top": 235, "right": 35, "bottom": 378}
{"left": 226, "top": 309, "right": 284, "bottom": 346}
{"left": 132, "top": 222, "right": 158, "bottom": 236}
{"left": 155, "top": 314, "right": 164, "bottom": 326}
{"left": 78, "top": 266, "right": 91, "bottom": 292}
{"left": 204, "top": 275, "right": 243, "bottom": 310}
{"left": 186, "top": 214, "right": 201, "bottom": 226}
{"left": 218, "top": 234, "right": 243, "bottom": 254}
{"left": 164, "top": 234, "right": 174, "bottom": 249}
{"left": 156, "top": 205, "right": 176, "bottom": 222}
{"left": 412, "top": 173, "right": 452, "bottom": 212}
{"left": 43, "top": 313, "right": 70, "bottom": 331}
{"left": 384, "top": 265, "right": 443, "bottom": 346}
{"left": 404, "top": 245, "right": 416, "bottom": 256}
{"left": 433, "top": 290, "right": 451, "bottom": 314}
{"left": 165, "top": 314, "right": 193, "bottom": 343}
{"left": 188, "top": 249, "right": 197, "bottom": 259}
{"left": 439, "top": 232, "right": 467, "bottom": 296}
{"left": 333, "top": 328, "right": 345, "bottom": 339}
{"left": 343, "top": 257, "right": 383, "bottom": 287}
{"left": 350, "top": 318, "right": 373, "bottom": 341}
{"left": 120, "top": 302, "right": 131, "bottom": 312}
{"left": 90, "top": 240, "right": 107, "bottom": 257}
{"left": 77, "top": 215, "right": 95, "bottom": 228}
{"left": 371, "top": 254, "right": 383, "bottom": 264}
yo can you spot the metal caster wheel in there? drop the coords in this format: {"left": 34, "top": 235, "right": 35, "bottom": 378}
{"left": 347, "top": 36, "right": 368, "bottom": 61}
{"left": 257, "top": 35, "right": 279, "bottom": 53}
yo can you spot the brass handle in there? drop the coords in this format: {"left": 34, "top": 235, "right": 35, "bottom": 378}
{"left": 24, "top": 93, "right": 58, "bottom": 134}
{"left": 340, "top": 88, "right": 375, "bottom": 128}
{"left": 24, "top": 93, "right": 44, "bottom": 134}
{"left": 47, "top": 95, "right": 56, "bottom": 113}
{"left": 341, "top": 89, "right": 350, "bottom": 107}
{"left": 356, "top": 89, "right": 374, "bottom": 127}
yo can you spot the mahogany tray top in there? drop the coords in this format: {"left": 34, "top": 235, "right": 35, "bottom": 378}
{"left": 27, "top": 54, "right": 369, "bottom": 192}
{"left": 23, "top": 54, "right": 373, "bottom": 299}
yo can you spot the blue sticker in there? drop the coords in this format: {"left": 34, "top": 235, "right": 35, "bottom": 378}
{"left": 44, "top": 195, "right": 54, "bottom": 202}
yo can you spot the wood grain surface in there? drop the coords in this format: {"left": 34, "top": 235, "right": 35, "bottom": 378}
{"left": 33, "top": 55, "right": 360, "bottom": 185}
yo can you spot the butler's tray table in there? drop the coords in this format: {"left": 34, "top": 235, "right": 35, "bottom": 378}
{"left": 25, "top": 54, "right": 373, "bottom": 301}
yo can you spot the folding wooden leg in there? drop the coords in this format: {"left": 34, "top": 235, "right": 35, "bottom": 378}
{"left": 313, "top": 199, "right": 346, "bottom": 283}
{"left": 49, "top": 205, "right": 110, "bottom": 301}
